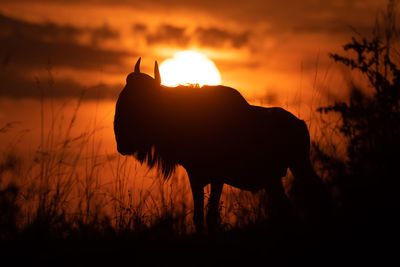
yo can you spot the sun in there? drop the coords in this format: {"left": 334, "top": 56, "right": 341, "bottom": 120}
{"left": 159, "top": 51, "right": 221, "bottom": 87}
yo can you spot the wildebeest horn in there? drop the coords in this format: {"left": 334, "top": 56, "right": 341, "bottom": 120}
{"left": 154, "top": 61, "right": 161, "bottom": 84}
{"left": 135, "top": 57, "right": 141, "bottom": 73}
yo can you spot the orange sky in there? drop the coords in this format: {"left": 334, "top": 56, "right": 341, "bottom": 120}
{"left": 0, "top": 0, "right": 386, "bottom": 107}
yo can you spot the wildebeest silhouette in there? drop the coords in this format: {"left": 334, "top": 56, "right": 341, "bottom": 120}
{"left": 114, "top": 58, "right": 329, "bottom": 232}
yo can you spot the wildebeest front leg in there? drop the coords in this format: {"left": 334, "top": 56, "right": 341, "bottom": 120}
{"left": 207, "top": 182, "right": 223, "bottom": 232}
{"left": 190, "top": 184, "right": 205, "bottom": 233}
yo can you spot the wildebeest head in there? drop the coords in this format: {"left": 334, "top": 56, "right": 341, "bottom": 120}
{"left": 114, "top": 58, "right": 159, "bottom": 154}
{"left": 125, "top": 57, "right": 161, "bottom": 92}
{"left": 114, "top": 58, "right": 176, "bottom": 176}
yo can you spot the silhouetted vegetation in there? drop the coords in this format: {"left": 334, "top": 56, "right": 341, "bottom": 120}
{"left": 312, "top": 1, "right": 400, "bottom": 260}
{"left": 315, "top": 0, "right": 400, "bottom": 216}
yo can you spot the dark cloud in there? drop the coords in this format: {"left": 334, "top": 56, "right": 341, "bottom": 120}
{"left": 90, "top": 23, "right": 119, "bottom": 46}
{"left": 146, "top": 24, "right": 189, "bottom": 46}
{"left": 0, "top": 0, "right": 386, "bottom": 100}
{"left": 0, "top": 68, "right": 122, "bottom": 99}
{"left": 0, "top": 13, "right": 130, "bottom": 99}
{"left": 1, "top": 34, "right": 129, "bottom": 71}
{"left": 289, "top": 16, "right": 373, "bottom": 37}
{"left": 70, "top": 0, "right": 381, "bottom": 35}
{"left": 0, "top": 0, "right": 382, "bottom": 38}
{"left": 0, "top": 13, "right": 127, "bottom": 71}
{"left": 195, "top": 27, "right": 250, "bottom": 48}
{"left": 132, "top": 23, "right": 147, "bottom": 33}
{"left": 0, "top": 13, "right": 83, "bottom": 43}
{"left": 136, "top": 23, "right": 251, "bottom": 49}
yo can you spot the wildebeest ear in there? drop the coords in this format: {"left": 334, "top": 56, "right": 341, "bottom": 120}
{"left": 135, "top": 57, "right": 141, "bottom": 73}
{"left": 154, "top": 61, "right": 161, "bottom": 84}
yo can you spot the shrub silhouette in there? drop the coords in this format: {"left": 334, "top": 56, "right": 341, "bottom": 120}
{"left": 316, "top": 1, "right": 400, "bottom": 225}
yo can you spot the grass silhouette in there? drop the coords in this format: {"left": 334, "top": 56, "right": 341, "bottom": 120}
{"left": 0, "top": 94, "right": 280, "bottom": 238}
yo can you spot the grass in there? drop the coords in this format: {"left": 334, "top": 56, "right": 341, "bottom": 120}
{"left": 0, "top": 93, "right": 378, "bottom": 265}
{"left": 0, "top": 94, "right": 283, "bottom": 240}
{"left": 0, "top": 98, "right": 377, "bottom": 267}
{"left": 1, "top": 99, "right": 308, "bottom": 266}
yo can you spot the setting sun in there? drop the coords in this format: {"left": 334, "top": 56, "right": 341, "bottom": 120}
{"left": 159, "top": 51, "right": 221, "bottom": 87}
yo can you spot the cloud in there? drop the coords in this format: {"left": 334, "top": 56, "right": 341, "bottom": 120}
{"left": 81, "top": 0, "right": 381, "bottom": 33}
{"left": 90, "top": 23, "right": 119, "bottom": 46}
{"left": 0, "top": 13, "right": 131, "bottom": 99}
{"left": 0, "top": 13, "right": 128, "bottom": 71}
{"left": 0, "top": 0, "right": 382, "bottom": 38}
{"left": 145, "top": 24, "right": 189, "bottom": 46}
{"left": 0, "top": 0, "right": 386, "bottom": 100}
{"left": 194, "top": 27, "right": 250, "bottom": 48}
{"left": 0, "top": 68, "right": 122, "bottom": 99}
{"left": 0, "top": 12, "right": 83, "bottom": 43}
{"left": 132, "top": 23, "right": 147, "bottom": 33}
{"left": 135, "top": 23, "right": 251, "bottom": 49}
{"left": 1, "top": 35, "right": 130, "bottom": 71}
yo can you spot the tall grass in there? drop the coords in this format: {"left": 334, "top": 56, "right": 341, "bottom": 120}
{"left": 0, "top": 43, "right": 344, "bottom": 242}
{"left": 1, "top": 93, "right": 283, "bottom": 240}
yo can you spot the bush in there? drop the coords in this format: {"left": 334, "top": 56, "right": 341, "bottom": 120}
{"left": 315, "top": 0, "right": 400, "bottom": 222}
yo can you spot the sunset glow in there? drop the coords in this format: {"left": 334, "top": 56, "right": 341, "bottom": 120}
{"left": 159, "top": 51, "right": 221, "bottom": 87}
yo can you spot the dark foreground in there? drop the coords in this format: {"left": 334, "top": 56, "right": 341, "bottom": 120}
{"left": 2, "top": 215, "right": 396, "bottom": 267}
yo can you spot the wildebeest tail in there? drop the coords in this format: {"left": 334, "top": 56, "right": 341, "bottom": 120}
{"left": 300, "top": 119, "right": 311, "bottom": 154}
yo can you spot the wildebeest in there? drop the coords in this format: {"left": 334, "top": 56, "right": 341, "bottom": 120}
{"left": 114, "top": 58, "right": 329, "bottom": 232}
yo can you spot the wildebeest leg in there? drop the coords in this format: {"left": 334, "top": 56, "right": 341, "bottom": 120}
{"left": 289, "top": 158, "right": 332, "bottom": 226}
{"left": 207, "top": 182, "right": 223, "bottom": 233}
{"left": 189, "top": 182, "right": 205, "bottom": 233}
{"left": 265, "top": 178, "right": 294, "bottom": 222}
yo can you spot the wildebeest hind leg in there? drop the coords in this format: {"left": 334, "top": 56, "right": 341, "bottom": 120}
{"left": 207, "top": 182, "right": 223, "bottom": 233}
{"left": 289, "top": 157, "right": 332, "bottom": 226}
{"left": 265, "top": 178, "right": 294, "bottom": 223}
{"left": 189, "top": 179, "right": 205, "bottom": 233}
